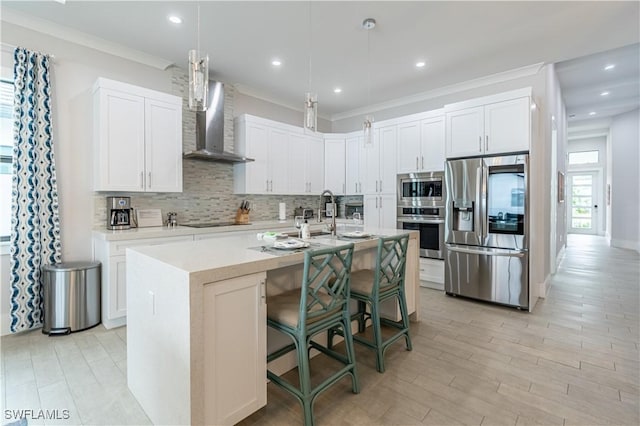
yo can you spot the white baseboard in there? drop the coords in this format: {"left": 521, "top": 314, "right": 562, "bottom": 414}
{"left": 610, "top": 238, "right": 640, "bottom": 253}
{"left": 538, "top": 275, "right": 551, "bottom": 299}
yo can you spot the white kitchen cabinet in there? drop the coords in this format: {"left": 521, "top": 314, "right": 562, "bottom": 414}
{"left": 93, "top": 78, "right": 182, "bottom": 192}
{"left": 445, "top": 88, "right": 531, "bottom": 158}
{"left": 363, "top": 125, "right": 397, "bottom": 195}
{"left": 234, "top": 116, "right": 289, "bottom": 194}
{"left": 93, "top": 234, "right": 194, "bottom": 329}
{"left": 397, "top": 114, "right": 445, "bottom": 173}
{"left": 363, "top": 193, "right": 396, "bottom": 229}
{"left": 289, "top": 133, "right": 325, "bottom": 195}
{"left": 203, "top": 273, "right": 266, "bottom": 425}
{"left": 345, "top": 133, "right": 366, "bottom": 195}
{"left": 324, "top": 136, "right": 346, "bottom": 195}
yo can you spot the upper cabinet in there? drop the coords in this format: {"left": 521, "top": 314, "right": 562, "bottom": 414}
{"left": 234, "top": 115, "right": 324, "bottom": 195}
{"left": 445, "top": 88, "right": 532, "bottom": 159}
{"left": 345, "top": 133, "right": 366, "bottom": 195}
{"left": 363, "top": 125, "right": 397, "bottom": 195}
{"left": 396, "top": 111, "right": 445, "bottom": 173}
{"left": 324, "top": 136, "right": 346, "bottom": 195}
{"left": 93, "top": 78, "right": 182, "bottom": 192}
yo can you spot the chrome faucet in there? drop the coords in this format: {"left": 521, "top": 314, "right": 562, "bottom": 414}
{"left": 318, "top": 189, "right": 337, "bottom": 236}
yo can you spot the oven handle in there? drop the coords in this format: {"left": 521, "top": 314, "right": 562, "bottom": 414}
{"left": 446, "top": 245, "right": 526, "bottom": 257}
{"left": 397, "top": 218, "right": 444, "bottom": 224}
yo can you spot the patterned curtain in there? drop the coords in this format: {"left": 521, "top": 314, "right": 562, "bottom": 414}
{"left": 10, "top": 47, "right": 61, "bottom": 333}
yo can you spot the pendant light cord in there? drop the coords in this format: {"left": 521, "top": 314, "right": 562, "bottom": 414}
{"left": 197, "top": 3, "right": 201, "bottom": 55}
{"left": 367, "top": 24, "right": 371, "bottom": 116}
{"left": 308, "top": 1, "right": 312, "bottom": 94}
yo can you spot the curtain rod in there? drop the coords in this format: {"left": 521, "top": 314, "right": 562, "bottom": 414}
{"left": 1, "top": 43, "right": 56, "bottom": 60}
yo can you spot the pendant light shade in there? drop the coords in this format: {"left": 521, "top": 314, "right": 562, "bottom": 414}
{"left": 188, "top": 3, "right": 208, "bottom": 111}
{"left": 304, "top": 92, "right": 318, "bottom": 132}
{"left": 188, "top": 50, "right": 209, "bottom": 111}
{"left": 363, "top": 114, "right": 374, "bottom": 146}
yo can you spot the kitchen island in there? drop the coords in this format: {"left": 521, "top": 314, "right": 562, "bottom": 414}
{"left": 125, "top": 228, "right": 419, "bottom": 425}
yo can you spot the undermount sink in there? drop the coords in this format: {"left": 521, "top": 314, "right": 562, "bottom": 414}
{"left": 285, "top": 230, "right": 333, "bottom": 238}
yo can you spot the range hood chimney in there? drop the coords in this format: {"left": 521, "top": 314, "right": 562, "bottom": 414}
{"left": 183, "top": 81, "right": 254, "bottom": 163}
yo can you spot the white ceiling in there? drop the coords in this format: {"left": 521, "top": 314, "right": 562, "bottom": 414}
{"left": 1, "top": 1, "right": 639, "bottom": 122}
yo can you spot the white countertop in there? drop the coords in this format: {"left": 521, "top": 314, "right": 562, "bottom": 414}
{"left": 93, "top": 218, "right": 360, "bottom": 241}
{"left": 127, "top": 227, "right": 417, "bottom": 284}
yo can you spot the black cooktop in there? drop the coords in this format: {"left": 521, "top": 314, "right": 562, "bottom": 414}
{"left": 182, "top": 222, "right": 251, "bottom": 228}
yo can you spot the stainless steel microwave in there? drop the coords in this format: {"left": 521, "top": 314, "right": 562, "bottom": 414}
{"left": 397, "top": 171, "right": 444, "bottom": 206}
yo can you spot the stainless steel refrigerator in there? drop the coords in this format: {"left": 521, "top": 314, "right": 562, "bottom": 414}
{"left": 444, "top": 153, "right": 529, "bottom": 309}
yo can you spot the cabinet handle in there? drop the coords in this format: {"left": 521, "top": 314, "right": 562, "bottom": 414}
{"left": 270, "top": 180, "right": 273, "bottom": 192}
{"left": 421, "top": 156, "right": 424, "bottom": 169}
{"left": 266, "top": 180, "right": 269, "bottom": 192}
{"left": 375, "top": 197, "right": 378, "bottom": 208}
{"left": 140, "top": 172, "right": 144, "bottom": 189}
{"left": 485, "top": 135, "right": 489, "bottom": 151}
{"left": 379, "top": 180, "right": 382, "bottom": 192}
{"left": 148, "top": 172, "right": 151, "bottom": 189}
{"left": 376, "top": 181, "right": 379, "bottom": 192}
{"left": 479, "top": 136, "right": 482, "bottom": 152}
{"left": 416, "top": 157, "right": 419, "bottom": 170}
{"left": 379, "top": 196, "right": 382, "bottom": 208}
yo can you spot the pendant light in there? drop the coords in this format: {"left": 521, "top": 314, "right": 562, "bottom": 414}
{"left": 188, "top": 3, "right": 209, "bottom": 111}
{"left": 362, "top": 18, "right": 375, "bottom": 146}
{"left": 303, "top": 2, "right": 318, "bottom": 132}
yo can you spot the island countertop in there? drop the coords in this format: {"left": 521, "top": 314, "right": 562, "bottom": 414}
{"left": 127, "top": 226, "right": 416, "bottom": 285}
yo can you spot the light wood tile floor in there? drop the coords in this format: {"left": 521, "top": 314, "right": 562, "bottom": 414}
{"left": 2, "top": 234, "right": 638, "bottom": 425}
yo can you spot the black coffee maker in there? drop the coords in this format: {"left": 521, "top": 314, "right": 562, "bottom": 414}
{"left": 107, "top": 196, "right": 132, "bottom": 230}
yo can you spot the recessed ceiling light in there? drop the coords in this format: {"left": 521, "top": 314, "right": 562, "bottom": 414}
{"left": 334, "top": 88, "right": 342, "bottom": 94}
{"left": 168, "top": 15, "right": 182, "bottom": 24}
{"left": 271, "top": 59, "right": 282, "bottom": 66}
{"left": 600, "top": 91, "right": 610, "bottom": 96}
{"left": 589, "top": 111, "right": 597, "bottom": 116}
{"left": 604, "top": 64, "right": 615, "bottom": 71}
{"left": 416, "top": 61, "right": 426, "bottom": 68}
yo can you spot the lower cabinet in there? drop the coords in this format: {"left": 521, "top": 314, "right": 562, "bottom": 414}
{"left": 93, "top": 235, "right": 194, "bottom": 329}
{"left": 419, "top": 257, "right": 445, "bottom": 290}
{"left": 363, "top": 194, "right": 397, "bottom": 229}
{"left": 203, "top": 273, "right": 267, "bottom": 425}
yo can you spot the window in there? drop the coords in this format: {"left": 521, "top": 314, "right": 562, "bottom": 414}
{"left": 1, "top": 79, "right": 13, "bottom": 242}
{"left": 568, "top": 150, "right": 599, "bottom": 165}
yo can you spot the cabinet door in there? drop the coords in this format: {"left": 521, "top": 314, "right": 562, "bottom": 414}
{"left": 95, "top": 89, "right": 145, "bottom": 191}
{"left": 396, "top": 121, "right": 421, "bottom": 173}
{"left": 269, "top": 128, "right": 290, "bottom": 194}
{"left": 243, "top": 124, "right": 270, "bottom": 194}
{"left": 144, "top": 98, "right": 183, "bottom": 192}
{"left": 287, "top": 132, "right": 307, "bottom": 194}
{"left": 484, "top": 97, "right": 530, "bottom": 155}
{"left": 345, "top": 136, "right": 362, "bottom": 194}
{"left": 324, "top": 138, "right": 346, "bottom": 195}
{"left": 378, "top": 125, "right": 397, "bottom": 194}
{"left": 420, "top": 116, "right": 445, "bottom": 171}
{"left": 306, "top": 136, "right": 325, "bottom": 194}
{"left": 445, "top": 106, "right": 484, "bottom": 158}
{"left": 109, "top": 256, "right": 127, "bottom": 320}
{"left": 379, "top": 194, "right": 397, "bottom": 229}
{"left": 203, "top": 274, "right": 267, "bottom": 425}
{"left": 362, "top": 130, "right": 380, "bottom": 194}
{"left": 363, "top": 194, "right": 379, "bottom": 228}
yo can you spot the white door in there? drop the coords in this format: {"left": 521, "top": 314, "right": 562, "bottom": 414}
{"left": 287, "top": 132, "right": 307, "bottom": 194}
{"left": 378, "top": 125, "right": 397, "bottom": 193}
{"left": 269, "top": 128, "right": 289, "bottom": 194}
{"left": 363, "top": 194, "right": 379, "bottom": 228}
{"left": 306, "top": 136, "right": 325, "bottom": 194}
{"left": 484, "top": 97, "right": 530, "bottom": 155}
{"left": 379, "top": 194, "right": 397, "bottom": 229}
{"left": 362, "top": 130, "right": 380, "bottom": 194}
{"left": 420, "top": 116, "right": 445, "bottom": 171}
{"left": 345, "top": 136, "right": 361, "bottom": 194}
{"left": 144, "top": 98, "right": 182, "bottom": 192}
{"left": 445, "top": 106, "right": 484, "bottom": 158}
{"left": 324, "top": 138, "right": 345, "bottom": 195}
{"left": 567, "top": 172, "right": 599, "bottom": 235}
{"left": 396, "top": 121, "right": 421, "bottom": 173}
{"left": 243, "top": 124, "right": 270, "bottom": 194}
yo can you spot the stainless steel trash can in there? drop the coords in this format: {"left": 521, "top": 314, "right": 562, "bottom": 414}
{"left": 42, "top": 261, "right": 101, "bottom": 335}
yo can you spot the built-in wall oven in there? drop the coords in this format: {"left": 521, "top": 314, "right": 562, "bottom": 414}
{"left": 397, "top": 172, "right": 445, "bottom": 259}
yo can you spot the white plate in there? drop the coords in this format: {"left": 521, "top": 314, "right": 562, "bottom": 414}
{"left": 272, "top": 239, "right": 310, "bottom": 250}
{"left": 340, "top": 231, "right": 371, "bottom": 239}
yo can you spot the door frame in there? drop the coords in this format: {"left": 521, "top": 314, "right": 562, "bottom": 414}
{"left": 566, "top": 170, "right": 603, "bottom": 235}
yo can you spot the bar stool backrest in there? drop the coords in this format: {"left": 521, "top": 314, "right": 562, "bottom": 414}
{"left": 299, "top": 244, "right": 355, "bottom": 329}
{"left": 374, "top": 234, "right": 410, "bottom": 296}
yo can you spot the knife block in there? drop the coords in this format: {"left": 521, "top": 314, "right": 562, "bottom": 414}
{"left": 235, "top": 209, "right": 250, "bottom": 224}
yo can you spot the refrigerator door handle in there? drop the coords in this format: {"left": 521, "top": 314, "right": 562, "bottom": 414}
{"left": 477, "top": 165, "right": 485, "bottom": 240}
{"left": 447, "top": 245, "right": 526, "bottom": 258}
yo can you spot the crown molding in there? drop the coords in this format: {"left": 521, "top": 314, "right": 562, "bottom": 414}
{"left": 1, "top": 8, "right": 174, "bottom": 70}
{"left": 331, "top": 62, "right": 545, "bottom": 122}
{"left": 234, "top": 83, "right": 331, "bottom": 121}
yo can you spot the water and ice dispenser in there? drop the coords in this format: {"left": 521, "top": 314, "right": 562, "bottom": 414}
{"left": 452, "top": 201, "right": 474, "bottom": 232}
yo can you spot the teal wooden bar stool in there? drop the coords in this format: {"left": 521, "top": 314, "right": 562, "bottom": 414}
{"left": 344, "top": 233, "right": 412, "bottom": 373}
{"left": 266, "top": 243, "right": 359, "bottom": 426}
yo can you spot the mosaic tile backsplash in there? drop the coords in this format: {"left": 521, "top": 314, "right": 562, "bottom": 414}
{"left": 93, "top": 68, "right": 356, "bottom": 228}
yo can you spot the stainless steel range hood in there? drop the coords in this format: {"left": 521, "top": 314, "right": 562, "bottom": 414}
{"left": 183, "top": 81, "right": 254, "bottom": 163}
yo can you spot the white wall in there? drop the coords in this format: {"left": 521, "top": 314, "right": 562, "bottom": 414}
{"left": 610, "top": 108, "right": 640, "bottom": 251}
